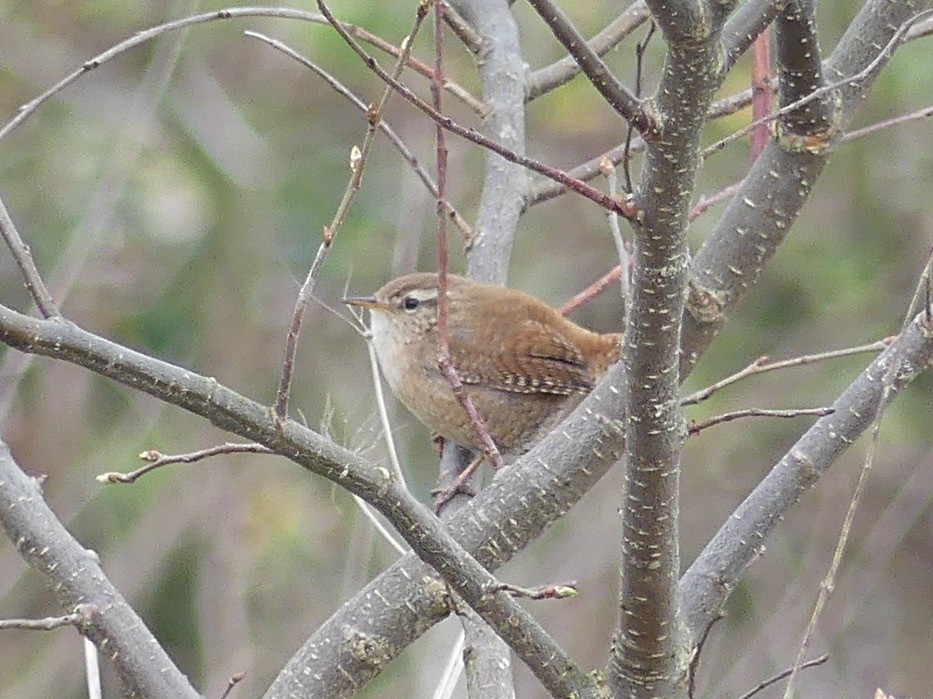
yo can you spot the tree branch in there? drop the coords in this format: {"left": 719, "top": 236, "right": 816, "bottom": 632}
{"left": 608, "top": 0, "right": 738, "bottom": 690}
{"left": 679, "top": 312, "right": 933, "bottom": 647}
{"left": 0, "top": 305, "right": 599, "bottom": 697}
{"left": 0, "top": 443, "right": 199, "bottom": 698}
{"left": 682, "top": 0, "right": 928, "bottom": 374}
{"left": 526, "top": 1, "right": 651, "bottom": 101}
{"left": 524, "top": 0, "right": 650, "bottom": 132}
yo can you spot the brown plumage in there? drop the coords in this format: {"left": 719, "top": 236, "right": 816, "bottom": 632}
{"left": 345, "top": 273, "right": 620, "bottom": 457}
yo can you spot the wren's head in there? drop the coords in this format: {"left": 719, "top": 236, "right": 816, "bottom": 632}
{"left": 342, "top": 273, "right": 456, "bottom": 392}
{"left": 343, "top": 272, "right": 445, "bottom": 349}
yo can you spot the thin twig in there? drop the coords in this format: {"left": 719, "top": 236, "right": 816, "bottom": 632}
{"left": 0, "top": 195, "right": 59, "bottom": 318}
{"left": 0, "top": 606, "right": 96, "bottom": 631}
{"left": 352, "top": 494, "right": 409, "bottom": 555}
{"left": 600, "top": 159, "right": 630, "bottom": 305}
{"left": 84, "top": 636, "right": 101, "bottom": 699}
{"left": 557, "top": 178, "right": 743, "bottom": 315}
{"left": 525, "top": 0, "right": 649, "bottom": 133}
{"left": 492, "top": 581, "right": 579, "bottom": 600}
{"left": 0, "top": 7, "right": 484, "bottom": 145}
{"left": 738, "top": 654, "right": 829, "bottom": 699}
{"left": 432, "top": 451, "right": 483, "bottom": 513}
{"left": 442, "top": 5, "right": 482, "bottom": 55}
{"left": 219, "top": 672, "right": 246, "bottom": 699}
{"left": 244, "top": 30, "right": 473, "bottom": 242}
{"left": 97, "top": 443, "right": 273, "bottom": 484}
{"left": 526, "top": 1, "right": 651, "bottom": 101}
{"left": 365, "top": 338, "right": 407, "bottom": 487}
{"left": 559, "top": 266, "right": 622, "bottom": 316}
{"left": 688, "top": 407, "right": 834, "bottom": 436}
{"left": 687, "top": 612, "right": 724, "bottom": 699}
{"left": 682, "top": 340, "right": 891, "bottom": 406}
{"left": 274, "top": 1, "right": 430, "bottom": 418}
{"left": 431, "top": 629, "right": 467, "bottom": 699}
{"left": 689, "top": 180, "right": 745, "bottom": 221}
{"left": 842, "top": 104, "right": 933, "bottom": 142}
{"left": 901, "top": 247, "right": 933, "bottom": 329}
{"left": 783, "top": 258, "right": 929, "bottom": 698}
{"left": 429, "top": 0, "right": 505, "bottom": 472}
{"left": 316, "top": 0, "right": 640, "bottom": 221}
{"left": 703, "top": 9, "right": 933, "bottom": 159}
{"left": 622, "top": 20, "right": 655, "bottom": 193}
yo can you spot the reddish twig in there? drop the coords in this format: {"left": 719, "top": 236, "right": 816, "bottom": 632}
{"left": 688, "top": 407, "right": 834, "bottom": 436}
{"left": 559, "top": 178, "right": 743, "bottom": 315}
{"left": 750, "top": 31, "right": 773, "bottom": 161}
{"left": 703, "top": 9, "right": 933, "bottom": 159}
{"left": 97, "top": 443, "right": 273, "bottom": 484}
{"left": 432, "top": 451, "right": 484, "bottom": 513}
{"left": 219, "top": 672, "right": 247, "bottom": 699}
{"left": 429, "top": 0, "right": 504, "bottom": 472}
{"left": 689, "top": 180, "right": 745, "bottom": 221}
{"left": 682, "top": 339, "right": 892, "bottom": 406}
{"left": 492, "top": 581, "right": 579, "bottom": 600}
{"left": 560, "top": 266, "right": 622, "bottom": 317}
{"left": 316, "top": 0, "right": 640, "bottom": 222}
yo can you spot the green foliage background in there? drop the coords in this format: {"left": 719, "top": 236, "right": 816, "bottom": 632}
{"left": 0, "top": 1, "right": 929, "bottom": 697}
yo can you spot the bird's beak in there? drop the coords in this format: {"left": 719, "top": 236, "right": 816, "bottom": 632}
{"left": 342, "top": 295, "right": 390, "bottom": 312}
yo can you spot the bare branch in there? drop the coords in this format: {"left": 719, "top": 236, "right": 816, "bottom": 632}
{"left": 750, "top": 31, "right": 773, "bottom": 160}
{"left": 0, "top": 444, "right": 199, "bottom": 697}
{"left": 682, "top": 340, "right": 891, "bottom": 406}
{"left": 704, "top": 9, "right": 933, "bottom": 158}
{"left": 0, "top": 607, "right": 95, "bottom": 632}
{"left": 492, "top": 581, "right": 579, "bottom": 600}
{"left": 244, "top": 30, "right": 474, "bottom": 242}
{"left": 274, "top": 3, "right": 430, "bottom": 419}
{"left": 316, "top": 0, "right": 640, "bottom": 221}
{"left": 682, "top": 0, "right": 927, "bottom": 374}
{"left": 721, "top": 0, "right": 784, "bottom": 71}
{"left": 220, "top": 672, "right": 247, "bottom": 699}
{"left": 431, "top": 1, "right": 506, "bottom": 472}
{"left": 524, "top": 0, "right": 646, "bottom": 131}
{"left": 680, "top": 312, "right": 933, "bottom": 648}
{"left": 525, "top": 1, "right": 652, "bottom": 113}
{"left": 687, "top": 407, "right": 834, "bottom": 436}
{"left": 0, "top": 195, "right": 58, "bottom": 318}
{"left": 843, "top": 103, "right": 933, "bottom": 141}
{"left": 97, "top": 442, "right": 272, "bottom": 484}
{"left": 774, "top": 0, "right": 835, "bottom": 141}
{"left": 737, "top": 654, "right": 829, "bottom": 699}
{"left": 610, "top": 1, "right": 731, "bottom": 690}
{"left": 0, "top": 6, "right": 483, "bottom": 145}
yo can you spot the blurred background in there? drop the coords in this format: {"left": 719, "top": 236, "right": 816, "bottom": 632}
{"left": 0, "top": 1, "right": 930, "bottom": 697}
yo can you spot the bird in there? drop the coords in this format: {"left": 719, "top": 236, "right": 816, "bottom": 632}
{"left": 344, "top": 273, "right": 621, "bottom": 458}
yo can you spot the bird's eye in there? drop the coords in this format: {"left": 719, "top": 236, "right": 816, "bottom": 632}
{"left": 402, "top": 296, "right": 420, "bottom": 311}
